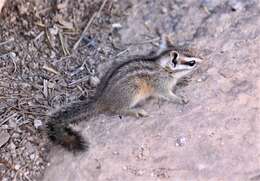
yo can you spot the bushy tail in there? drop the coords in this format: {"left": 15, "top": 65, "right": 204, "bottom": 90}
{"left": 46, "top": 100, "right": 96, "bottom": 152}
{"left": 47, "top": 121, "right": 88, "bottom": 151}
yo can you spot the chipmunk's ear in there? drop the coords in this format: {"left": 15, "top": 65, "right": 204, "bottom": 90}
{"left": 157, "top": 34, "right": 175, "bottom": 55}
{"left": 160, "top": 34, "right": 174, "bottom": 49}
{"left": 170, "top": 51, "right": 179, "bottom": 65}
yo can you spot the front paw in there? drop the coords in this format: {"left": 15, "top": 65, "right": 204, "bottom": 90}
{"left": 136, "top": 109, "right": 149, "bottom": 118}
{"left": 125, "top": 109, "right": 149, "bottom": 118}
{"left": 178, "top": 96, "right": 189, "bottom": 105}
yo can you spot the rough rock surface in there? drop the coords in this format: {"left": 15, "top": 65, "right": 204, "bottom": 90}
{"left": 43, "top": 0, "right": 260, "bottom": 181}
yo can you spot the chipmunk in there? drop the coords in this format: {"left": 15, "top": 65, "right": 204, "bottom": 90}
{"left": 46, "top": 35, "right": 203, "bottom": 152}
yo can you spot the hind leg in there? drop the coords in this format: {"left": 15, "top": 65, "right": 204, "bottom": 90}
{"left": 103, "top": 80, "right": 150, "bottom": 118}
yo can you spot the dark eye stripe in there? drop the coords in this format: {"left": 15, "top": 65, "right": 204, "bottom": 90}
{"left": 172, "top": 59, "right": 177, "bottom": 66}
{"left": 171, "top": 52, "right": 178, "bottom": 66}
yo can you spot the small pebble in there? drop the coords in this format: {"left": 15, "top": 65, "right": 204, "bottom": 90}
{"left": 113, "top": 151, "right": 119, "bottom": 155}
{"left": 8, "top": 142, "right": 16, "bottom": 152}
{"left": 197, "top": 75, "right": 208, "bottom": 82}
{"left": 229, "top": 0, "right": 244, "bottom": 11}
{"left": 30, "top": 153, "right": 35, "bottom": 160}
{"left": 25, "top": 142, "right": 35, "bottom": 154}
{"left": 9, "top": 52, "right": 16, "bottom": 59}
{"left": 34, "top": 119, "right": 43, "bottom": 129}
{"left": 0, "top": 132, "right": 10, "bottom": 148}
{"left": 14, "top": 164, "right": 21, "bottom": 170}
{"left": 175, "top": 136, "right": 187, "bottom": 147}
{"left": 89, "top": 76, "right": 100, "bottom": 87}
{"left": 9, "top": 119, "right": 17, "bottom": 129}
{"left": 112, "top": 23, "right": 122, "bottom": 29}
{"left": 50, "top": 51, "right": 56, "bottom": 59}
{"left": 12, "top": 132, "right": 20, "bottom": 138}
{"left": 1, "top": 124, "right": 9, "bottom": 129}
{"left": 161, "top": 7, "right": 168, "bottom": 14}
{"left": 49, "top": 26, "right": 59, "bottom": 35}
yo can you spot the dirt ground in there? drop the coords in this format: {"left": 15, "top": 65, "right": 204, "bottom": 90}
{"left": 0, "top": 0, "right": 260, "bottom": 181}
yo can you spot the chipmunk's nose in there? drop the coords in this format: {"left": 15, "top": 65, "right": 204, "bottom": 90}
{"left": 187, "top": 60, "right": 196, "bottom": 66}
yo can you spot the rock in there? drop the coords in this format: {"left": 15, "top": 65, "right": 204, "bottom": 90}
{"left": 1, "top": 124, "right": 8, "bottom": 129}
{"left": 0, "top": 131, "right": 10, "bottom": 148}
{"left": 34, "top": 119, "right": 43, "bottom": 129}
{"left": 8, "top": 141, "right": 16, "bottom": 152}
{"left": 9, "top": 119, "right": 17, "bottom": 129}
{"left": 175, "top": 136, "right": 187, "bottom": 147}
{"left": 89, "top": 76, "right": 100, "bottom": 87}
{"left": 161, "top": 7, "right": 168, "bottom": 14}
{"left": 200, "top": 0, "right": 222, "bottom": 11}
{"left": 25, "top": 142, "right": 35, "bottom": 155}
{"left": 50, "top": 51, "right": 56, "bottom": 59}
{"left": 197, "top": 74, "right": 208, "bottom": 82}
{"left": 18, "top": 2, "right": 30, "bottom": 15}
{"left": 12, "top": 132, "right": 20, "bottom": 138}
{"left": 9, "top": 52, "right": 16, "bottom": 59}
{"left": 14, "top": 164, "right": 21, "bottom": 170}
{"left": 228, "top": 0, "right": 244, "bottom": 11}
{"left": 112, "top": 23, "right": 122, "bottom": 30}
{"left": 49, "top": 26, "right": 59, "bottom": 36}
{"left": 30, "top": 153, "right": 36, "bottom": 160}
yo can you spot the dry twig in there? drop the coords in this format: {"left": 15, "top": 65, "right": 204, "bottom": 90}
{"left": 0, "top": 112, "right": 18, "bottom": 126}
{"left": 73, "top": 0, "right": 108, "bottom": 51}
{"left": 0, "top": 159, "right": 16, "bottom": 171}
{"left": 123, "top": 37, "right": 161, "bottom": 46}
{"left": 0, "top": 37, "right": 14, "bottom": 46}
{"left": 42, "top": 63, "right": 60, "bottom": 75}
{"left": 58, "top": 31, "right": 70, "bottom": 56}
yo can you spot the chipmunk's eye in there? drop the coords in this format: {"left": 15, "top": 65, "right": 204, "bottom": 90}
{"left": 185, "top": 60, "right": 196, "bottom": 66}
{"left": 171, "top": 52, "right": 178, "bottom": 67}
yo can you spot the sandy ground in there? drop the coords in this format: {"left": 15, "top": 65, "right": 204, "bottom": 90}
{"left": 0, "top": 0, "right": 260, "bottom": 180}
{"left": 43, "top": 0, "right": 260, "bottom": 181}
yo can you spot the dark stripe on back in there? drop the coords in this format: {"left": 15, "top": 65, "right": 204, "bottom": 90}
{"left": 93, "top": 52, "right": 165, "bottom": 99}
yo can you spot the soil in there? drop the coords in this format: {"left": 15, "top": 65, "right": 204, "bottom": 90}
{"left": 0, "top": 0, "right": 260, "bottom": 181}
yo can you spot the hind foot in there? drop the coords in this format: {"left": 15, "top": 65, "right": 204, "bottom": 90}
{"left": 119, "top": 108, "right": 149, "bottom": 118}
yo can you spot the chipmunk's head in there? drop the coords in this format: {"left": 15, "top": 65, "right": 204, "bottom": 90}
{"left": 157, "top": 49, "right": 203, "bottom": 74}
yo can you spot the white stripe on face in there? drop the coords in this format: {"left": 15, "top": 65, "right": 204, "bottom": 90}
{"left": 174, "top": 64, "right": 194, "bottom": 70}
